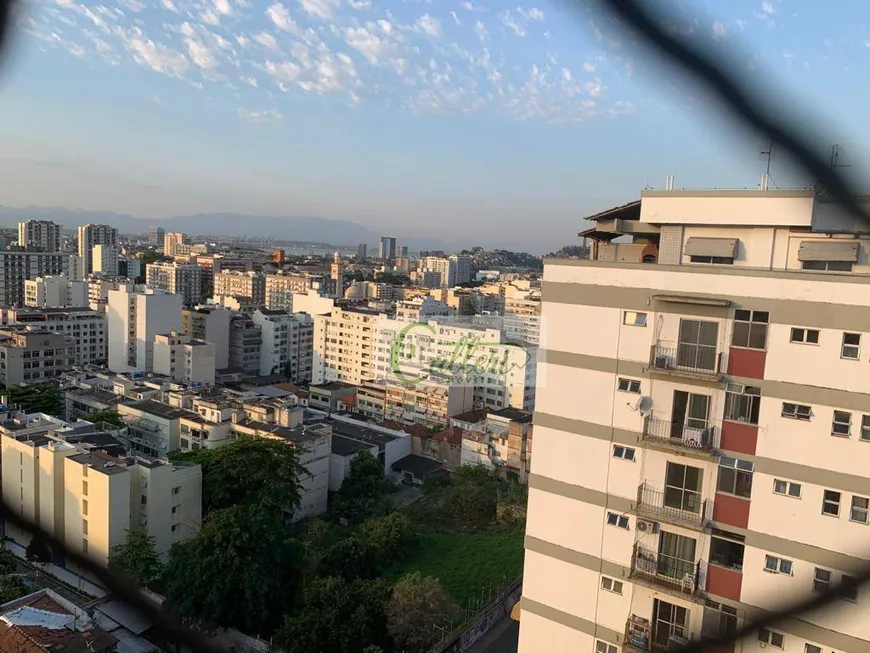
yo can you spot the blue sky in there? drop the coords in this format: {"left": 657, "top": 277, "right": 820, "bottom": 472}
{"left": 2, "top": 0, "right": 870, "bottom": 251}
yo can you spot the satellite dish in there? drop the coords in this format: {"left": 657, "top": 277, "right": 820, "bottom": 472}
{"left": 638, "top": 396, "right": 653, "bottom": 416}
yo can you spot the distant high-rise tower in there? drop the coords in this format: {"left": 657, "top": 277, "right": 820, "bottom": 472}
{"left": 163, "top": 232, "right": 187, "bottom": 257}
{"left": 148, "top": 226, "right": 165, "bottom": 246}
{"left": 330, "top": 251, "right": 345, "bottom": 298}
{"left": 77, "top": 224, "right": 118, "bottom": 275}
{"left": 18, "top": 220, "right": 62, "bottom": 252}
{"left": 379, "top": 237, "right": 396, "bottom": 263}
{"left": 357, "top": 243, "right": 367, "bottom": 260}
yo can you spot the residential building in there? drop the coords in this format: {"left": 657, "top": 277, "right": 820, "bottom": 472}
{"left": 450, "top": 254, "right": 473, "bottom": 285}
{"left": 519, "top": 187, "right": 870, "bottom": 653}
{"left": 87, "top": 276, "right": 125, "bottom": 310}
{"left": 182, "top": 305, "right": 232, "bottom": 369}
{"left": 265, "top": 271, "right": 310, "bottom": 310}
{"left": 252, "top": 309, "right": 312, "bottom": 380}
{"left": 66, "top": 254, "right": 84, "bottom": 281}
{"left": 163, "top": 231, "right": 187, "bottom": 256}
{"left": 2, "top": 306, "right": 107, "bottom": 365}
{"left": 417, "top": 254, "right": 472, "bottom": 289}
{"left": 91, "top": 243, "right": 119, "bottom": 276}
{"left": 153, "top": 331, "right": 216, "bottom": 386}
{"left": 77, "top": 224, "right": 118, "bottom": 275}
{"left": 215, "top": 270, "right": 266, "bottom": 305}
{"left": 357, "top": 380, "right": 387, "bottom": 421}
{"left": 148, "top": 225, "right": 165, "bottom": 246}
{"left": 18, "top": 219, "right": 62, "bottom": 252}
{"left": 23, "top": 275, "right": 88, "bottom": 308}
{"left": 331, "top": 251, "right": 345, "bottom": 298}
{"left": 229, "top": 314, "right": 262, "bottom": 376}
{"left": 195, "top": 254, "right": 253, "bottom": 295}
{"left": 146, "top": 261, "right": 203, "bottom": 305}
{"left": 106, "top": 284, "right": 183, "bottom": 373}
{"left": 395, "top": 296, "right": 453, "bottom": 322}
{"left": 503, "top": 295, "right": 542, "bottom": 345}
{"left": 308, "top": 381, "right": 357, "bottom": 412}
{"left": 0, "top": 327, "right": 75, "bottom": 387}
{"left": 293, "top": 289, "right": 336, "bottom": 315}
{"left": 0, "top": 251, "right": 68, "bottom": 306}
{"left": 117, "top": 399, "right": 189, "bottom": 456}
{"left": 459, "top": 407, "right": 533, "bottom": 481}
{"left": 119, "top": 256, "right": 141, "bottom": 280}
{"left": 312, "top": 307, "right": 384, "bottom": 385}
{"left": 357, "top": 243, "right": 367, "bottom": 260}
{"left": 384, "top": 378, "right": 474, "bottom": 428}
{"left": 178, "top": 395, "right": 235, "bottom": 451}
{"left": 379, "top": 236, "right": 397, "bottom": 263}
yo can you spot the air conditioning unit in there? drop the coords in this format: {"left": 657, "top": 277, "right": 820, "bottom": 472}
{"left": 726, "top": 382, "right": 745, "bottom": 394}
{"left": 636, "top": 519, "right": 660, "bottom": 535}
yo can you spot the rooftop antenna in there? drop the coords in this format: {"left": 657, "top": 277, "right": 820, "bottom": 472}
{"left": 759, "top": 138, "right": 775, "bottom": 190}
{"left": 830, "top": 143, "right": 850, "bottom": 172}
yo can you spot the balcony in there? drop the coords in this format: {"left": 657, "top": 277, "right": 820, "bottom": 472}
{"left": 650, "top": 344, "right": 724, "bottom": 381}
{"left": 636, "top": 482, "right": 712, "bottom": 530}
{"left": 642, "top": 416, "right": 718, "bottom": 454}
{"left": 624, "top": 615, "right": 652, "bottom": 652}
{"left": 630, "top": 543, "right": 705, "bottom": 596}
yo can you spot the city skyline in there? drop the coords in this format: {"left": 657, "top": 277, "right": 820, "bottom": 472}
{"left": 3, "top": 0, "right": 870, "bottom": 251}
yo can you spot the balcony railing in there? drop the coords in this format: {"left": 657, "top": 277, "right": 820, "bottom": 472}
{"left": 624, "top": 615, "right": 652, "bottom": 652}
{"left": 630, "top": 542, "right": 705, "bottom": 596}
{"left": 650, "top": 344, "right": 723, "bottom": 379}
{"left": 636, "top": 482, "right": 712, "bottom": 529}
{"left": 643, "top": 416, "right": 719, "bottom": 453}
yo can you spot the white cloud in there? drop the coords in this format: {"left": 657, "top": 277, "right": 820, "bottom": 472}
{"left": 266, "top": 3, "right": 298, "bottom": 32}
{"left": 414, "top": 14, "right": 442, "bottom": 37}
{"left": 501, "top": 11, "right": 525, "bottom": 37}
{"left": 300, "top": 0, "right": 339, "bottom": 19}
{"left": 450, "top": 11, "right": 460, "bottom": 25}
{"left": 186, "top": 38, "right": 218, "bottom": 69}
{"left": 712, "top": 21, "right": 727, "bottom": 38}
{"left": 161, "top": 0, "right": 178, "bottom": 12}
{"left": 238, "top": 107, "right": 284, "bottom": 122}
{"left": 253, "top": 31, "right": 280, "bottom": 51}
{"left": 473, "top": 20, "right": 488, "bottom": 42}
{"left": 214, "top": 0, "right": 232, "bottom": 16}
{"left": 560, "top": 68, "right": 571, "bottom": 81}
{"left": 343, "top": 25, "right": 403, "bottom": 67}
{"left": 519, "top": 7, "right": 544, "bottom": 21}
{"left": 582, "top": 62, "right": 595, "bottom": 72}
{"left": 348, "top": 0, "right": 370, "bottom": 7}
{"left": 761, "top": 0, "right": 774, "bottom": 14}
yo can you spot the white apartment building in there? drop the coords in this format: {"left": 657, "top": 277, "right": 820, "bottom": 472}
{"left": 395, "top": 296, "right": 453, "bottom": 322}
{"left": 214, "top": 270, "right": 266, "bottom": 305}
{"left": 384, "top": 378, "right": 474, "bottom": 428}
{"left": 146, "top": 261, "right": 203, "bottom": 306}
{"left": 182, "top": 306, "right": 232, "bottom": 369}
{"left": 375, "top": 317, "right": 536, "bottom": 412}
{"left": 503, "top": 295, "right": 542, "bottom": 345}
{"left": 0, "top": 251, "right": 68, "bottom": 306}
{"left": 106, "top": 285, "right": 183, "bottom": 373}
{"left": 0, "top": 327, "right": 75, "bottom": 387}
{"left": 2, "top": 307, "right": 107, "bottom": 365}
{"left": 265, "top": 272, "right": 310, "bottom": 311}
{"left": 153, "top": 331, "right": 216, "bottom": 386}
{"left": 163, "top": 232, "right": 188, "bottom": 256}
{"left": 18, "top": 219, "right": 62, "bottom": 252}
{"left": 24, "top": 275, "right": 89, "bottom": 308}
{"left": 519, "top": 187, "right": 870, "bottom": 653}
{"left": 92, "top": 244, "right": 119, "bottom": 276}
{"left": 88, "top": 276, "right": 124, "bottom": 310}
{"left": 312, "top": 307, "right": 384, "bottom": 385}
{"left": 178, "top": 395, "right": 235, "bottom": 451}
{"left": 77, "top": 224, "right": 118, "bottom": 275}
{"left": 252, "top": 309, "right": 314, "bottom": 382}
{"left": 416, "top": 254, "right": 473, "bottom": 289}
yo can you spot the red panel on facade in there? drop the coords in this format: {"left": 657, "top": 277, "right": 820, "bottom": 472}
{"left": 713, "top": 492, "right": 751, "bottom": 529}
{"left": 706, "top": 563, "right": 743, "bottom": 602}
{"left": 727, "top": 347, "right": 767, "bottom": 379}
{"left": 720, "top": 421, "right": 758, "bottom": 455}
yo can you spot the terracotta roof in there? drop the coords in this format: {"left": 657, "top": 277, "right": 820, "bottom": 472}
{"left": 430, "top": 426, "right": 462, "bottom": 446}
{"left": 338, "top": 395, "right": 357, "bottom": 407}
{"left": 379, "top": 421, "right": 433, "bottom": 439}
{"left": 274, "top": 383, "right": 309, "bottom": 399}
{"left": 450, "top": 408, "right": 489, "bottom": 424}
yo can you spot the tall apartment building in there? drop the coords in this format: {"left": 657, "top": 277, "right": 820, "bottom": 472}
{"left": 23, "top": 275, "right": 88, "bottom": 308}
{"left": 357, "top": 243, "right": 367, "bottom": 260}
{"left": 106, "top": 284, "right": 183, "bottom": 373}
{"left": 92, "top": 243, "right": 119, "bottom": 276}
{"left": 148, "top": 225, "right": 166, "bottom": 246}
{"left": 195, "top": 254, "right": 253, "bottom": 295}
{"left": 163, "top": 232, "right": 188, "bottom": 256}
{"left": 18, "top": 219, "right": 62, "bottom": 252}
{"left": 379, "top": 236, "right": 397, "bottom": 263}
{"left": 229, "top": 314, "right": 263, "bottom": 376}
{"left": 214, "top": 270, "right": 266, "bottom": 305}
{"left": 146, "top": 261, "right": 203, "bottom": 305}
{"left": 182, "top": 306, "right": 232, "bottom": 369}
{"left": 312, "top": 307, "right": 384, "bottom": 385}
{"left": 0, "top": 251, "right": 68, "bottom": 306}
{"left": 153, "top": 331, "right": 216, "bottom": 386}
{"left": 417, "top": 254, "right": 472, "bottom": 288}
{"left": 77, "top": 224, "right": 118, "bottom": 275}
{"left": 503, "top": 295, "right": 542, "bottom": 345}
{"left": 2, "top": 307, "right": 107, "bottom": 365}
{"left": 0, "top": 327, "right": 75, "bottom": 386}
{"left": 252, "top": 309, "right": 314, "bottom": 382}
{"left": 519, "top": 188, "right": 870, "bottom": 653}
{"left": 265, "top": 271, "right": 310, "bottom": 310}
{"left": 87, "top": 276, "right": 125, "bottom": 310}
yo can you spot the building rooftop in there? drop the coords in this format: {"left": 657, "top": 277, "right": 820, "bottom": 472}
{"left": 451, "top": 408, "right": 489, "bottom": 424}
{"left": 69, "top": 451, "right": 128, "bottom": 475}
{"left": 490, "top": 407, "right": 533, "bottom": 423}
{"left": 234, "top": 418, "right": 321, "bottom": 444}
{"left": 128, "top": 399, "right": 190, "bottom": 420}
{"left": 311, "top": 381, "right": 357, "bottom": 392}
{"left": 391, "top": 453, "right": 444, "bottom": 478}
{"left": 331, "top": 434, "right": 374, "bottom": 457}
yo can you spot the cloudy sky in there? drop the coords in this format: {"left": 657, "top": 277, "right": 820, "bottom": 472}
{"left": 1, "top": 0, "right": 869, "bottom": 251}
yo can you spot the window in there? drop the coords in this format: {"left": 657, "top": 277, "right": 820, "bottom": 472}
{"left": 782, "top": 402, "right": 812, "bottom": 420}
{"left": 709, "top": 531, "right": 745, "bottom": 571}
{"left": 764, "top": 555, "right": 793, "bottom": 575}
{"left": 617, "top": 378, "right": 641, "bottom": 393}
{"left": 840, "top": 575, "right": 858, "bottom": 602}
{"left": 82, "top": 500, "right": 88, "bottom": 516}
{"left": 832, "top": 411, "right": 852, "bottom": 437}
{"left": 822, "top": 490, "right": 841, "bottom": 516}
{"left": 732, "top": 310, "right": 769, "bottom": 350}
{"left": 623, "top": 311, "right": 647, "bottom": 327}
{"left": 861, "top": 415, "right": 870, "bottom": 442}
{"left": 82, "top": 519, "right": 88, "bottom": 536}
{"left": 82, "top": 539, "right": 88, "bottom": 555}
{"left": 595, "top": 641, "right": 617, "bottom": 653}
{"left": 172, "top": 486, "right": 181, "bottom": 495}
{"left": 664, "top": 462, "right": 703, "bottom": 514}
{"left": 790, "top": 327, "right": 820, "bottom": 344}
{"left": 805, "top": 645, "right": 822, "bottom": 653}
{"left": 758, "top": 629, "right": 785, "bottom": 648}
{"left": 813, "top": 568, "right": 832, "bottom": 593}
{"left": 606, "top": 511, "right": 629, "bottom": 529}
{"left": 802, "top": 260, "right": 853, "bottom": 272}
{"left": 141, "top": 494, "right": 148, "bottom": 506}
{"left": 82, "top": 480, "right": 88, "bottom": 496}
{"left": 850, "top": 496, "right": 869, "bottom": 524}
{"left": 677, "top": 319, "right": 718, "bottom": 371}
{"left": 841, "top": 332, "right": 861, "bottom": 360}
{"left": 690, "top": 255, "right": 734, "bottom": 265}
{"left": 773, "top": 479, "right": 801, "bottom": 498}
{"left": 717, "top": 456, "right": 753, "bottom": 498}
{"left": 723, "top": 384, "right": 761, "bottom": 425}
{"left": 612, "top": 445, "right": 636, "bottom": 461}
{"left": 600, "top": 576, "right": 624, "bottom": 594}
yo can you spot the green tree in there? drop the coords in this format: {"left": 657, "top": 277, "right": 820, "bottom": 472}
{"left": 0, "top": 540, "right": 18, "bottom": 575}
{"left": 0, "top": 575, "right": 28, "bottom": 604}
{"left": 182, "top": 437, "right": 306, "bottom": 515}
{"left": 25, "top": 533, "right": 52, "bottom": 563}
{"left": 359, "top": 512, "right": 418, "bottom": 559}
{"left": 331, "top": 449, "right": 390, "bottom": 524}
{"left": 275, "top": 576, "right": 392, "bottom": 653}
{"left": 109, "top": 528, "right": 163, "bottom": 587}
{"left": 386, "top": 573, "right": 459, "bottom": 653}
{"left": 7, "top": 384, "right": 63, "bottom": 416}
{"left": 446, "top": 466, "right": 499, "bottom": 529}
{"left": 84, "top": 409, "right": 126, "bottom": 428}
{"left": 162, "top": 505, "right": 305, "bottom": 634}
{"left": 317, "top": 535, "right": 380, "bottom": 581}
{"left": 317, "top": 513, "right": 418, "bottom": 581}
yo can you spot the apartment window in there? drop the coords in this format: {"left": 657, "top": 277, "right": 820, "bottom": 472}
{"left": 840, "top": 575, "right": 858, "bottom": 602}
{"left": 677, "top": 319, "right": 718, "bottom": 371}
{"left": 773, "top": 479, "right": 801, "bottom": 498}
{"left": 172, "top": 486, "right": 181, "bottom": 495}
{"left": 623, "top": 311, "right": 647, "bottom": 327}
{"left": 171, "top": 524, "right": 178, "bottom": 533}
{"left": 732, "top": 310, "right": 769, "bottom": 350}
{"left": 758, "top": 629, "right": 785, "bottom": 648}
{"left": 606, "top": 511, "right": 629, "bottom": 530}
{"left": 709, "top": 530, "right": 745, "bottom": 571}
{"left": 802, "top": 260, "right": 853, "bottom": 272}
{"left": 600, "top": 576, "right": 624, "bottom": 594}
{"left": 82, "top": 500, "right": 88, "bottom": 516}
{"left": 790, "top": 328, "right": 820, "bottom": 344}
{"left": 850, "top": 496, "right": 869, "bottom": 524}
{"left": 595, "top": 642, "right": 617, "bottom": 653}
{"left": 822, "top": 490, "right": 841, "bottom": 516}
{"left": 664, "top": 462, "right": 703, "bottom": 514}
{"left": 809, "top": 563, "right": 839, "bottom": 593}
{"left": 841, "top": 333, "right": 861, "bottom": 360}
{"left": 717, "top": 456, "right": 753, "bottom": 498}
{"left": 82, "top": 480, "right": 88, "bottom": 496}
{"left": 832, "top": 411, "right": 852, "bottom": 437}
{"left": 690, "top": 255, "right": 734, "bottom": 265}
{"left": 764, "top": 555, "right": 793, "bottom": 575}
{"left": 723, "top": 384, "right": 761, "bottom": 425}
{"left": 861, "top": 415, "right": 870, "bottom": 442}
{"left": 82, "top": 539, "right": 88, "bottom": 555}
{"left": 781, "top": 403, "right": 812, "bottom": 421}
{"left": 612, "top": 445, "right": 636, "bottom": 461}
{"left": 141, "top": 494, "right": 148, "bottom": 506}
{"left": 805, "top": 645, "right": 822, "bottom": 653}
{"left": 617, "top": 378, "right": 641, "bottom": 393}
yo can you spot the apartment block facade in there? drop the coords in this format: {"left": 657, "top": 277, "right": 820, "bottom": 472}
{"left": 153, "top": 332, "right": 216, "bottom": 386}
{"left": 0, "top": 251, "right": 69, "bottom": 306}
{"left": 24, "top": 275, "right": 89, "bottom": 308}
{"left": 2, "top": 307, "right": 107, "bottom": 366}
{"left": 18, "top": 220, "right": 62, "bottom": 252}
{"left": 77, "top": 224, "right": 118, "bottom": 275}
{"left": 146, "top": 261, "right": 203, "bottom": 306}
{"left": 519, "top": 189, "right": 870, "bottom": 653}
{"left": 0, "top": 328, "right": 75, "bottom": 387}
{"left": 106, "top": 285, "right": 183, "bottom": 373}
{"left": 214, "top": 270, "right": 266, "bottom": 305}
{"left": 265, "top": 272, "right": 310, "bottom": 311}
{"left": 312, "top": 307, "right": 383, "bottom": 385}
{"left": 182, "top": 306, "right": 232, "bottom": 369}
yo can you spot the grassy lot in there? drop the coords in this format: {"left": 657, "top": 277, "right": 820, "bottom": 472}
{"left": 390, "top": 532, "right": 524, "bottom": 607}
